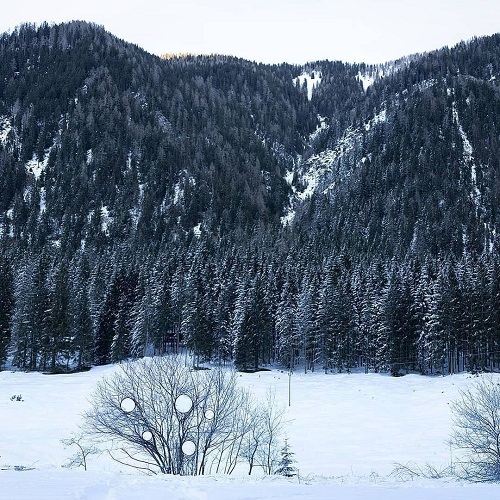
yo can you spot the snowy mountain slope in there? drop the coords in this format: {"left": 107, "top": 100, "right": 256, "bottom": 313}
{"left": 287, "top": 53, "right": 500, "bottom": 256}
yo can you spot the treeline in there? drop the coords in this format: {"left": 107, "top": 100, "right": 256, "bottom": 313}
{"left": 1, "top": 237, "right": 499, "bottom": 375}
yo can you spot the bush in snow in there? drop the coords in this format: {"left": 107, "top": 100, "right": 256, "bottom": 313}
{"left": 84, "top": 355, "right": 285, "bottom": 475}
{"left": 450, "top": 376, "right": 500, "bottom": 482}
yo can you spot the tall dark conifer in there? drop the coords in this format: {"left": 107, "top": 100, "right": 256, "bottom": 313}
{"left": 0, "top": 254, "right": 13, "bottom": 368}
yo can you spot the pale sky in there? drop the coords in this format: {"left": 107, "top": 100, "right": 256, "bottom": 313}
{"left": 2, "top": 0, "right": 500, "bottom": 64}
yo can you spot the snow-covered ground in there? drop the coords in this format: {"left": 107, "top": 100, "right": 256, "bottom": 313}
{"left": 1, "top": 364, "right": 498, "bottom": 499}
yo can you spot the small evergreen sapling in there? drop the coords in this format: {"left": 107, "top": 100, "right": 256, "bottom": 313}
{"left": 274, "top": 438, "right": 297, "bottom": 477}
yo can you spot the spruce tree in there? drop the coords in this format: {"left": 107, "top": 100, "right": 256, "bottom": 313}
{"left": 274, "top": 439, "right": 297, "bottom": 478}
{"left": 0, "top": 254, "right": 13, "bottom": 369}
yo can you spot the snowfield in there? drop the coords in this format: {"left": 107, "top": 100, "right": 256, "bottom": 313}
{"left": 1, "top": 363, "right": 499, "bottom": 499}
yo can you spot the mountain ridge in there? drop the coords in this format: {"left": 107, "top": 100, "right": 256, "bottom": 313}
{"left": 1, "top": 22, "right": 499, "bottom": 374}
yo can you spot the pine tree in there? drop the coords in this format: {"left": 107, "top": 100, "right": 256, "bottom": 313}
{"left": 251, "top": 270, "right": 275, "bottom": 368}
{"left": 295, "top": 269, "right": 319, "bottom": 373}
{"left": 68, "top": 256, "right": 93, "bottom": 369}
{"left": 485, "top": 256, "right": 500, "bottom": 370}
{"left": 381, "top": 264, "right": 415, "bottom": 376}
{"left": 421, "top": 275, "right": 447, "bottom": 374}
{"left": 181, "top": 260, "right": 215, "bottom": 364}
{"left": 44, "top": 257, "right": 71, "bottom": 371}
{"left": 232, "top": 274, "right": 258, "bottom": 371}
{"left": 10, "top": 253, "right": 51, "bottom": 370}
{"left": 274, "top": 439, "right": 297, "bottom": 477}
{"left": 110, "top": 270, "right": 138, "bottom": 363}
{"left": 0, "top": 254, "right": 14, "bottom": 369}
{"left": 330, "top": 275, "right": 355, "bottom": 372}
{"left": 413, "top": 261, "right": 432, "bottom": 374}
{"left": 213, "top": 259, "right": 237, "bottom": 364}
{"left": 275, "top": 276, "right": 298, "bottom": 370}
{"left": 130, "top": 274, "right": 156, "bottom": 357}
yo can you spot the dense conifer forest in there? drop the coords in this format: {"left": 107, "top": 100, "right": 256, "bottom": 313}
{"left": 1, "top": 22, "right": 499, "bottom": 375}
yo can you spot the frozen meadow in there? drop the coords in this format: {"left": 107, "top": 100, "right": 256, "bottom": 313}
{"left": 1, "top": 363, "right": 499, "bottom": 499}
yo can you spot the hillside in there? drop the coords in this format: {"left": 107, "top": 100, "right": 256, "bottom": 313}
{"left": 0, "top": 22, "right": 499, "bottom": 374}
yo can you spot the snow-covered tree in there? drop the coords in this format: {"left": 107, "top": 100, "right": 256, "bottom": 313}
{"left": 274, "top": 438, "right": 297, "bottom": 477}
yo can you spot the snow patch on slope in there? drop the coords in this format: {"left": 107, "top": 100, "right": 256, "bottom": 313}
{"left": 301, "top": 109, "right": 382, "bottom": 198}
{"left": 0, "top": 115, "right": 12, "bottom": 145}
{"left": 282, "top": 106, "right": 386, "bottom": 225}
{"left": 156, "top": 111, "right": 173, "bottom": 134}
{"left": 25, "top": 153, "right": 49, "bottom": 181}
{"left": 193, "top": 222, "right": 202, "bottom": 237}
{"left": 282, "top": 128, "right": 362, "bottom": 225}
{"left": 357, "top": 72, "right": 375, "bottom": 91}
{"left": 417, "top": 78, "right": 438, "bottom": 93}
{"left": 293, "top": 71, "right": 322, "bottom": 100}
{"left": 309, "top": 115, "right": 328, "bottom": 142}
{"left": 452, "top": 101, "right": 480, "bottom": 207}
{"left": 100, "top": 206, "right": 112, "bottom": 235}
{"left": 364, "top": 108, "right": 387, "bottom": 131}
{"left": 39, "top": 187, "right": 46, "bottom": 214}
{"left": 172, "top": 170, "right": 196, "bottom": 206}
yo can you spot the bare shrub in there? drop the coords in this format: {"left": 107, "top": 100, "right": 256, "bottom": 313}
{"left": 84, "top": 356, "right": 284, "bottom": 475}
{"left": 391, "top": 461, "right": 453, "bottom": 481}
{"left": 449, "top": 376, "right": 500, "bottom": 482}
{"left": 243, "top": 388, "right": 287, "bottom": 475}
